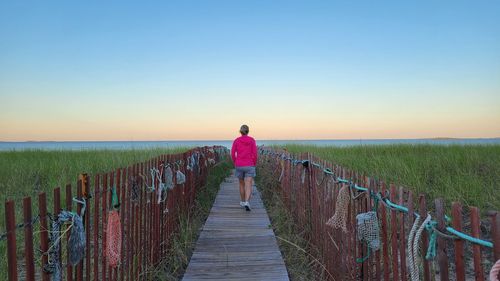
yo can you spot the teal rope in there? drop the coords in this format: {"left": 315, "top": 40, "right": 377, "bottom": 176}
{"left": 446, "top": 226, "right": 493, "bottom": 248}
{"left": 260, "top": 149, "right": 495, "bottom": 250}
{"left": 373, "top": 195, "right": 379, "bottom": 213}
{"left": 111, "top": 187, "right": 120, "bottom": 209}
{"left": 356, "top": 246, "right": 371, "bottom": 263}
{"left": 425, "top": 222, "right": 438, "bottom": 260}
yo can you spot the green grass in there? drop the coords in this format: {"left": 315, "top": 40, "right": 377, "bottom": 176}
{"left": 0, "top": 148, "right": 187, "bottom": 281}
{"left": 280, "top": 144, "right": 500, "bottom": 211}
{"left": 257, "top": 161, "right": 326, "bottom": 280}
{"left": 151, "top": 160, "right": 232, "bottom": 280}
{"left": 0, "top": 148, "right": 187, "bottom": 222}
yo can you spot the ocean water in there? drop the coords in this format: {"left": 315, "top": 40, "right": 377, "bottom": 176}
{"left": 0, "top": 138, "right": 499, "bottom": 151}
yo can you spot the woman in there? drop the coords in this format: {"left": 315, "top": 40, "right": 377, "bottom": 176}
{"left": 231, "top": 124, "right": 257, "bottom": 211}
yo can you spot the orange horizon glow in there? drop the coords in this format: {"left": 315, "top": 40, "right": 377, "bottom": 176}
{"left": 1, "top": 2, "right": 499, "bottom": 141}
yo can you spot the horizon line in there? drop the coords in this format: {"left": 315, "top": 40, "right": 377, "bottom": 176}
{"left": 1, "top": 137, "right": 500, "bottom": 143}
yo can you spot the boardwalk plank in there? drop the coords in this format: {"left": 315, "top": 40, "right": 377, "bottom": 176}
{"left": 182, "top": 175, "right": 289, "bottom": 281}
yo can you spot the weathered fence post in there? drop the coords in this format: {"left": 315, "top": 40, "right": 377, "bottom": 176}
{"left": 470, "top": 207, "right": 484, "bottom": 281}
{"left": 5, "top": 200, "right": 18, "bottom": 281}
{"left": 23, "top": 197, "right": 35, "bottom": 281}
{"left": 452, "top": 202, "right": 465, "bottom": 281}
{"left": 435, "top": 198, "right": 450, "bottom": 281}
{"left": 38, "top": 192, "right": 50, "bottom": 281}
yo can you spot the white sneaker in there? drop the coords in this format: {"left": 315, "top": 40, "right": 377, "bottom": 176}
{"left": 240, "top": 201, "right": 245, "bottom": 208}
{"left": 244, "top": 201, "right": 251, "bottom": 211}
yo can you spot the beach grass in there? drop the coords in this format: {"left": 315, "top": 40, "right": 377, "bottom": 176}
{"left": 0, "top": 148, "right": 187, "bottom": 280}
{"left": 279, "top": 144, "right": 500, "bottom": 211}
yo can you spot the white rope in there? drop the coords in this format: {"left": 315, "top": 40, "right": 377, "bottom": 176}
{"left": 278, "top": 160, "right": 285, "bottom": 182}
{"left": 301, "top": 167, "right": 306, "bottom": 184}
{"left": 408, "top": 214, "right": 432, "bottom": 281}
{"left": 490, "top": 259, "right": 500, "bottom": 281}
{"left": 407, "top": 214, "right": 421, "bottom": 281}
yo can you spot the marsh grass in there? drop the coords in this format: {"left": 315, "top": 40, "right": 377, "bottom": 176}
{"left": 281, "top": 144, "right": 500, "bottom": 211}
{"left": 0, "top": 148, "right": 187, "bottom": 280}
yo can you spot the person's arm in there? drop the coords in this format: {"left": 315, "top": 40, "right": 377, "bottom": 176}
{"left": 231, "top": 140, "right": 237, "bottom": 164}
{"left": 252, "top": 139, "right": 258, "bottom": 166}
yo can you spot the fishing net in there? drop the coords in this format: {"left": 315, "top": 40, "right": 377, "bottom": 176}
{"left": 187, "top": 153, "right": 199, "bottom": 173}
{"left": 106, "top": 210, "right": 121, "bottom": 268}
{"left": 164, "top": 166, "right": 174, "bottom": 190}
{"left": 326, "top": 184, "right": 350, "bottom": 232}
{"left": 356, "top": 211, "right": 380, "bottom": 250}
{"left": 130, "top": 176, "right": 140, "bottom": 202}
{"left": 44, "top": 210, "right": 86, "bottom": 281}
{"left": 176, "top": 170, "right": 186, "bottom": 185}
{"left": 68, "top": 213, "right": 86, "bottom": 265}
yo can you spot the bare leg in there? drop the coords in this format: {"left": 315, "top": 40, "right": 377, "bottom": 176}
{"left": 239, "top": 178, "right": 245, "bottom": 202}
{"left": 244, "top": 177, "right": 253, "bottom": 202}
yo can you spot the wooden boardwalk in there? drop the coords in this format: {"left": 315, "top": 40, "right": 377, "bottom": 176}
{"left": 182, "top": 174, "right": 289, "bottom": 281}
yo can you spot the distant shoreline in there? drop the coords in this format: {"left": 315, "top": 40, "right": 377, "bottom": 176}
{"left": 1, "top": 138, "right": 500, "bottom": 151}
{"left": 2, "top": 137, "right": 500, "bottom": 143}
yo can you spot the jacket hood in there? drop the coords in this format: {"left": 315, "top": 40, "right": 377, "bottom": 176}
{"left": 237, "top": 135, "right": 254, "bottom": 144}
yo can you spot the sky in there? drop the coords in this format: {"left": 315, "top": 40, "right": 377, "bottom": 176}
{"left": 1, "top": 0, "right": 499, "bottom": 141}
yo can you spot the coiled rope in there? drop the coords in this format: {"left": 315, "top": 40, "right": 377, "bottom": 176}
{"left": 491, "top": 259, "right": 500, "bottom": 281}
{"left": 407, "top": 214, "right": 421, "bottom": 281}
{"left": 408, "top": 214, "right": 432, "bottom": 281}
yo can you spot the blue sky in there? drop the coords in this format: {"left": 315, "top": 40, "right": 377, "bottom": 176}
{"left": 1, "top": 0, "right": 499, "bottom": 141}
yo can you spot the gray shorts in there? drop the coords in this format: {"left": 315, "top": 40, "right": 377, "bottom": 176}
{"left": 235, "top": 166, "right": 256, "bottom": 179}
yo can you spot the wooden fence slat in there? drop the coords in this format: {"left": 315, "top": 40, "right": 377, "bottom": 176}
{"left": 66, "top": 184, "right": 73, "bottom": 281}
{"left": 129, "top": 165, "right": 136, "bottom": 281}
{"left": 137, "top": 163, "right": 143, "bottom": 279}
{"left": 491, "top": 211, "right": 500, "bottom": 261}
{"left": 373, "top": 178, "right": 381, "bottom": 281}
{"left": 76, "top": 180, "right": 83, "bottom": 281}
{"left": 113, "top": 169, "right": 119, "bottom": 281}
{"left": 38, "top": 192, "right": 50, "bottom": 281}
{"left": 380, "top": 182, "right": 390, "bottom": 281}
{"left": 54, "top": 187, "right": 62, "bottom": 266}
{"left": 435, "top": 198, "right": 449, "bottom": 281}
{"left": 470, "top": 207, "right": 484, "bottom": 281}
{"left": 23, "top": 197, "right": 36, "bottom": 281}
{"left": 419, "top": 195, "right": 431, "bottom": 281}
{"left": 83, "top": 174, "right": 91, "bottom": 281}
{"left": 93, "top": 175, "right": 100, "bottom": 281}
{"left": 120, "top": 167, "right": 126, "bottom": 281}
{"left": 102, "top": 174, "right": 108, "bottom": 281}
{"left": 5, "top": 200, "right": 18, "bottom": 281}
{"left": 452, "top": 202, "right": 466, "bottom": 281}
{"left": 390, "top": 184, "right": 400, "bottom": 281}
{"left": 108, "top": 171, "right": 114, "bottom": 281}
{"left": 398, "top": 187, "right": 407, "bottom": 281}
{"left": 406, "top": 191, "right": 415, "bottom": 281}
{"left": 491, "top": 211, "right": 500, "bottom": 281}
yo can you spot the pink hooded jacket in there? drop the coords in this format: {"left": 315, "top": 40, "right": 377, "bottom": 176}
{"left": 231, "top": 135, "right": 258, "bottom": 167}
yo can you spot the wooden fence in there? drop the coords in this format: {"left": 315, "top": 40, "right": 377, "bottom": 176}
{"left": 259, "top": 148, "right": 500, "bottom": 281}
{"left": 2, "top": 146, "right": 228, "bottom": 281}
